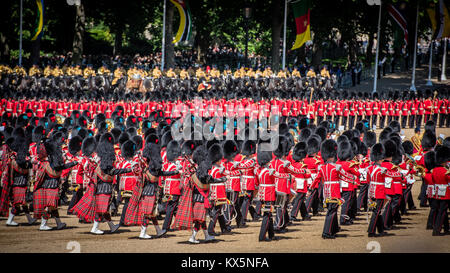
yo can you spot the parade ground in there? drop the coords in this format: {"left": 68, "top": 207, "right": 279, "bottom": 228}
{"left": 0, "top": 128, "right": 448, "bottom": 254}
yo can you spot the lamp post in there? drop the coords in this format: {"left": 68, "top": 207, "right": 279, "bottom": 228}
{"left": 244, "top": 6, "right": 251, "bottom": 68}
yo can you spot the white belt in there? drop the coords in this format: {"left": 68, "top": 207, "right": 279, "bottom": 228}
{"left": 121, "top": 176, "right": 136, "bottom": 180}
{"left": 259, "top": 184, "right": 275, "bottom": 187}
{"left": 230, "top": 176, "right": 240, "bottom": 179}
{"left": 324, "top": 181, "right": 340, "bottom": 184}
{"left": 371, "top": 182, "right": 384, "bottom": 185}
{"left": 211, "top": 183, "right": 225, "bottom": 186}
{"left": 242, "top": 175, "right": 255, "bottom": 179}
{"left": 393, "top": 181, "right": 402, "bottom": 184}
{"left": 165, "top": 178, "right": 181, "bottom": 182}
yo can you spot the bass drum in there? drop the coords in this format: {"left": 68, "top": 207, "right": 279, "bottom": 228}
{"left": 274, "top": 191, "right": 287, "bottom": 208}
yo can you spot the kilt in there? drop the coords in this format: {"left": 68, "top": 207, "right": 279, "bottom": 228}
{"left": 12, "top": 186, "right": 27, "bottom": 205}
{"left": 95, "top": 194, "right": 111, "bottom": 214}
{"left": 43, "top": 188, "right": 59, "bottom": 208}
{"left": 138, "top": 195, "right": 156, "bottom": 216}
{"left": 192, "top": 202, "right": 206, "bottom": 222}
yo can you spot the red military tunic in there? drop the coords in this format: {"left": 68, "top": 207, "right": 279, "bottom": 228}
{"left": 432, "top": 167, "right": 450, "bottom": 200}
{"left": 311, "top": 163, "right": 341, "bottom": 200}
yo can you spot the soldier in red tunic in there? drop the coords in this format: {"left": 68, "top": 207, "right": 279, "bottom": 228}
{"left": 289, "top": 142, "right": 312, "bottom": 222}
{"left": 431, "top": 145, "right": 450, "bottom": 236}
{"left": 310, "top": 139, "right": 341, "bottom": 239}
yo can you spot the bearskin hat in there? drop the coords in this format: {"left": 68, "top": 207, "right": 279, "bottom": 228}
{"left": 257, "top": 142, "right": 273, "bottom": 166}
{"left": 95, "top": 113, "right": 106, "bottom": 128}
{"left": 63, "top": 117, "right": 74, "bottom": 129}
{"left": 383, "top": 140, "right": 397, "bottom": 159}
{"left": 82, "top": 110, "right": 92, "bottom": 122}
{"left": 363, "top": 131, "right": 377, "bottom": 148}
{"left": 71, "top": 110, "right": 81, "bottom": 120}
{"left": 306, "top": 137, "right": 320, "bottom": 156}
{"left": 126, "top": 115, "right": 139, "bottom": 128}
{"left": 370, "top": 143, "right": 384, "bottom": 162}
{"left": 424, "top": 151, "right": 436, "bottom": 171}
{"left": 69, "top": 135, "right": 83, "bottom": 156}
{"left": 32, "top": 125, "right": 46, "bottom": 143}
{"left": 161, "top": 131, "right": 173, "bottom": 148}
{"left": 421, "top": 130, "right": 436, "bottom": 150}
{"left": 143, "top": 142, "right": 163, "bottom": 171}
{"left": 15, "top": 114, "right": 29, "bottom": 128}
{"left": 82, "top": 136, "right": 96, "bottom": 157}
{"left": 242, "top": 140, "right": 256, "bottom": 156}
{"left": 338, "top": 141, "right": 353, "bottom": 161}
{"left": 78, "top": 116, "right": 88, "bottom": 128}
{"left": 278, "top": 123, "right": 289, "bottom": 136}
{"left": 181, "top": 140, "right": 196, "bottom": 157}
{"left": 208, "top": 143, "right": 223, "bottom": 164}
{"left": 166, "top": 140, "right": 180, "bottom": 162}
{"left": 97, "top": 132, "right": 116, "bottom": 171}
{"left": 223, "top": 140, "right": 238, "bottom": 160}
{"left": 45, "top": 109, "right": 55, "bottom": 118}
{"left": 192, "top": 145, "right": 208, "bottom": 165}
{"left": 321, "top": 139, "right": 338, "bottom": 162}
{"left": 424, "top": 120, "right": 436, "bottom": 133}
{"left": 435, "top": 145, "right": 450, "bottom": 165}
{"left": 145, "top": 133, "right": 159, "bottom": 145}
{"left": 126, "top": 127, "right": 137, "bottom": 137}
{"left": 337, "top": 134, "right": 349, "bottom": 144}
{"left": 44, "top": 139, "right": 65, "bottom": 170}
{"left": 118, "top": 132, "right": 130, "bottom": 146}
{"left": 121, "top": 140, "right": 137, "bottom": 159}
{"left": 388, "top": 120, "right": 401, "bottom": 133}
{"left": 132, "top": 135, "right": 143, "bottom": 151}
{"left": 402, "top": 141, "right": 414, "bottom": 156}
{"left": 110, "top": 127, "right": 122, "bottom": 144}
{"left": 292, "top": 141, "right": 307, "bottom": 162}
{"left": 273, "top": 135, "right": 288, "bottom": 159}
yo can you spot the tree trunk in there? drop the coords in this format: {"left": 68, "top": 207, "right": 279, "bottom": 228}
{"left": 164, "top": 2, "right": 175, "bottom": 69}
{"left": 312, "top": 44, "right": 322, "bottom": 68}
{"left": 0, "top": 33, "right": 9, "bottom": 63}
{"left": 30, "top": 38, "right": 41, "bottom": 65}
{"left": 365, "top": 32, "right": 374, "bottom": 67}
{"left": 72, "top": 2, "right": 85, "bottom": 65}
{"left": 271, "top": 0, "right": 283, "bottom": 71}
{"left": 113, "top": 27, "right": 122, "bottom": 56}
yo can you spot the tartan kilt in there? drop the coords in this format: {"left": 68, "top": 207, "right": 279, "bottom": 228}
{"left": 12, "top": 186, "right": 27, "bottom": 205}
{"left": 95, "top": 194, "right": 111, "bottom": 214}
{"left": 33, "top": 188, "right": 58, "bottom": 219}
{"left": 70, "top": 182, "right": 96, "bottom": 222}
{"left": 138, "top": 195, "right": 156, "bottom": 216}
{"left": 192, "top": 202, "right": 206, "bottom": 222}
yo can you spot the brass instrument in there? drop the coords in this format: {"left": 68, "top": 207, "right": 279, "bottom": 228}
{"left": 55, "top": 114, "right": 65, "bottom": 124}
{"left": 323, "top": 197, "right": 344, "bottom": 208}
{"left": 105, "top": 119, "right": 114, "bottom": 132}
{"left": 405, "top": 154, "right": 426, "bottom": 178}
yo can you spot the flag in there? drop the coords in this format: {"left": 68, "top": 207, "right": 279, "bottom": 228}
{"left": 291, "top": 0, "right": 311, "bottom": 50}
{"left": 387, "top": 2, "right": 408, "bottom": 48}
{"left": 427, "top": 0, "right": 450, "bottom": 39}
{"left": 31, "top": 0, "right": 44, "bottom": 41}
{"left": 170, "top": 0, "right": 192, "bottom": 44}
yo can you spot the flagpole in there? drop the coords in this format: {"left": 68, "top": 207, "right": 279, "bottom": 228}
{"left": 162, "top": 0, "right": 166, "bottom": 72}
{"left": 19, "top": 0, "right": 23, "bottom": 66}
{"left": 282, "top": 0, "right": 288, "bottom": 70}
{"left": 426, "top": 41, "right": 433, "bottom": 86}
{"left": 410, "top": 2, "right": 419, "bottom": 92}
{"left": 441, "top": 37, "right": 447, "bottom": 81}
{"left": 372, "top": 0, "right": 382, "bottom": 93}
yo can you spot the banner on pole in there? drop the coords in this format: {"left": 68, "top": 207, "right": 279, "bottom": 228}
{"left": 31, "top": 0, "right": 44, "bottom": 41}
{"left": 170, "top": 0, "right": 192, "bottom": 44}
{"left": 291, "top": 0, "right": 311, "bottom": 50}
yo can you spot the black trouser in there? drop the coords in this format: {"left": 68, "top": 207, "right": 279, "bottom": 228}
{"left": 427, "top": 198, "right": 438, "bottom": 229}
{"left": 290, "top": 192, "right": 309, "bottom": 220}
{"left": 409, "top": 115, "right": 416, "bottom": 128}
{"left": 419, "top": 179, "right": 428, "bottom": 207}
{"left": 394, "top": 115, "right": 399, "bottom": 122}
{"left": 67, "top": 188, "right": 84, "bottom": 214}
{"left": 334, "top": 116, "right": 340, "bottom": 128}
{"left": 306, "top": 188, "right": 320, "bottom": 215}
{"left": 357, "top": 183, "right": 369, "bottom": 211}
{"left": 366, "top": 115, "right": 372, "bottom": 128}
{"left": 432, "top": 113, "right": 438, "bottom": 123}
{"left": 208, "top": 204, "right": 227, "bottom": 234}
{"left": 433, "top": 200, "right": 449, "bottom": 234}
{"left": 405, "top": 184, "right": 415, "bottom": 209}
{"left": 350, "top": 190, "right": 358, "bottom": 219}
{"left": 372, "top": 115, "right": 378, "bottom": 129}
{"left": 348, "top": 116, "right": 355, "bottom": 129}
{"left": 400, "top": 188, "right": 407, "bottom": 215}
{"left": 259, "top": 202, "right": 274, "bottom": 241}
{"left": 162, "top": 195, "right": 180, "bottom": 230}
{"left": 357, "top": 115, "right": 363, "bottom": 123}
{"left": 446, "top": 114, "right": 450, "bottom": 127}
{"left": 317, "top": 115, "right": 324, "bottom": 125}
{"left": 392, "top": 194, "right": 402, "bottom": 224}
{"left": 323, "top": 202, "right": 339, "bottom": 237}
{"left": 439, "top": 114, "right": 447, "bottom": 128}
{"left": 340, "top": 191, "right": 353, "bottom": 224}
{"left": 341, "top": 116, "right": 348, "bottom": 129}
{"left": 241, "top": 190, "right": 257, "bottom": 224}
{"left": 401, "top": 115, "right": 408, "bottom": 128}
{"left": 416, "top": 115, "right": 422, "bottom": 128}
{"left": 368, "top": 199, "right": 385, "bottom": 235}
{"left": 119, "top": 197, "right": 130, "bottom": 226}
{"left": 382, "top": 196, "right": 393, "bottom": 229}
{"left": 379, "top": 115, "right": 386, "bottom": 128}
{"left": 254, "top": 199, "right": 262, "bottom": 218}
